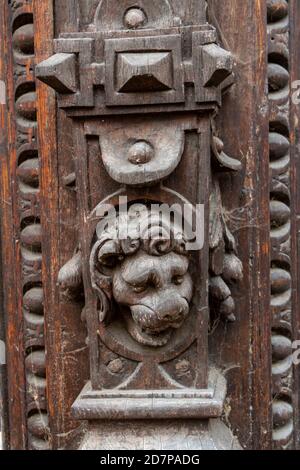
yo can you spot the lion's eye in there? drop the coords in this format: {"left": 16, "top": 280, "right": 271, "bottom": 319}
{"left": 172, "top": 275, "right": 184, "bottom": 285}
{"left": 132, "top": 285, "right": 147, "bottom": 294}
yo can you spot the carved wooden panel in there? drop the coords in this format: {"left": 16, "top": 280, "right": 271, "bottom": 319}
{"left": 33, "top": 0, "right": 244, "bottom": 450}
{"left": 1, "top": 0, "right": 300, "bottom": 451}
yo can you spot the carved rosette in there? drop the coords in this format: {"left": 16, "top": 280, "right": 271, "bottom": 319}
{"left": 9, "top": 0, "right": 50, "bottom": 450}
{"left": 267, "top": 0, "right": 295, "bottom": 449}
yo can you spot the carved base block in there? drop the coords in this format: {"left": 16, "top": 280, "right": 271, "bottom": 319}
{"left": 72, "top": 369, "right": 225, "bottom": 420}
{"left": 77, "top": 419, "right": 241, "bottom": 450}
{"left": 72, "top": 369, "right": 241, "bottom": 450}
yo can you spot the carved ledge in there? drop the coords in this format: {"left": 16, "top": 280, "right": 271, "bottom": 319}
{"left": 72, "top": 369, "right": 226, "bottom": 421}
{"left": 36, "top": 19, "right": 233, "bottom": 115}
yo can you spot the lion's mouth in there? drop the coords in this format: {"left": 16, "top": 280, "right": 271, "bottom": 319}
{"left": 123, "top": 302, "right": 188, "bottom": 347}
{"left": 129, "top": 323, "right": 173, "bottom": 347}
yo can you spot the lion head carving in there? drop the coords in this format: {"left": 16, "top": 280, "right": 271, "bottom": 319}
{"left": 90, "top": 208, "right": 193, "bottom": 347}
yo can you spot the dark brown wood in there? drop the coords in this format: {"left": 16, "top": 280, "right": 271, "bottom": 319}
{"left": 1, "top": 0, "right": 300, "bottom": 451}
{"left": 0, "top": 225, "right": 9, "bottom": 450}
{"left": 33, "top": 0, "right": 241, "bottom": 449}
{"left": 290, "top": 0, "right": 300, "bottom": 451}
{"left": 1, "top": 0, "right": 33, "bottom": 450}
{"left": 267, "top": 0, "right": 296, "bottom": 449}
{"left": 0, "top": 5, "right": 10, "bottom": 450}
{"left": 208, "top": 0, "right": 272, "bottom": 450}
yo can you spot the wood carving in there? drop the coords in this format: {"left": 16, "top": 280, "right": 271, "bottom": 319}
{"left": 98, "top": 116, "right": 189, "bottom": 186}
{"left": 35, "top": 0, "right": 241, "bottom": 450}
{"left": 58, "top": 250, "right": 84, "bottom": 301}
{"left": 210, "top": 135, "right": 243, "bottom": 322}
{"left": 1, "top": 0, "right": 299, "bottom": 453}
{"left": 0, "top": 0, "right": 50, "bottom": 450}
{"left": 267, "top": 0, "right": 295, "bottom": 450}
{"left": 209, "top": 182, "right": 243, "bottom": 322}
{"left": 35, "top": 1, "right": 232, "bottom": 113}
{"left": 90, "top": 210, "right": 193, "bottom": 347}
{"left": 94, "top": 0, "right": 175, "bottom": 31}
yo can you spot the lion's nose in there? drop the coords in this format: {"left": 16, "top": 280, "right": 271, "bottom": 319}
{"left": 158, "top": 297, "right": 188, "bottom": 323}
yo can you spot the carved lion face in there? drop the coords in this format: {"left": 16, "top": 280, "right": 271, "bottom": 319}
{"left": 112, "top": 250, "right": 193, "bottom": 347}
{"left": 90, "top": 210, "right": 193, "bottom": 347}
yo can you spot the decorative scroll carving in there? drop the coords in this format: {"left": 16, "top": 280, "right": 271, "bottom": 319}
{"left": 267, "top": 0, "right": 295, "bottom": 449}
{"left": 90, "top": 210, "right": 193, "bottom": 347}
{"left": 211, "top": 136, "right": 242, "bottom": 172}
{"left": 9, "top": 0, "right": 50, "bottom": 450}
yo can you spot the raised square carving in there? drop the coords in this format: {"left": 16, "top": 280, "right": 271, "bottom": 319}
{"left": 105, "top": 35, "right": 184, "bottom": 106}
{"left": 116, "top": 52, "right": 173, "bottom": 93}
{"left": 193, "top": 32, "right": 234, "bottom": 105}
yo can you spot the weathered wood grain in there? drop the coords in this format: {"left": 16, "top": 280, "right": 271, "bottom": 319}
{"left": 0, "top": 0, "right": 28, "bottom": 450}
{"left": 289, "top": 0, "right": 300, "bottom": 451}
{"left": 1, "top": 0, "right": 299, "bottom": 451}
{"left": 208, "top": 0, "right": 272, "bottom": 450}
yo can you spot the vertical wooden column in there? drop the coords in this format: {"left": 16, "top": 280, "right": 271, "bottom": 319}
{"left": 290, "top": 0, "right": 300, "bottom": 451}
{"left": 0, "top": 3, "right": 9, "bottom": 450}
{"left": 0, "top": 0, "right": 50, "bottom": 450}
{"left": 0, "top": 0, "right": 25, "bottom": 450}
{"left": 267, "top": 0, "right": 297, "bottom": 450}
{"left": 0, "top": 3, "right": 10, "bottom": 448}
{"left": 0, "top": 226, "right": 9, "bottom": 449}
{"left": 208, "top": 0, "right": 272, "bottom": 449}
